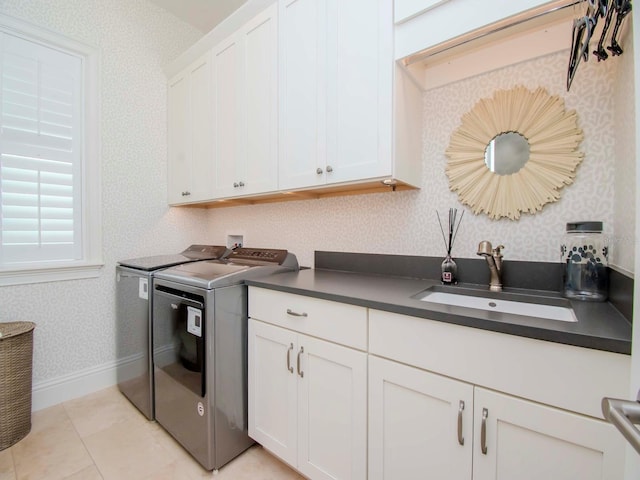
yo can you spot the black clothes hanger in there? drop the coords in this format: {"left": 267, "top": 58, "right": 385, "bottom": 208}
{"left": 594, "top": 1, "right": 615, "bottom": 61}
{"left": 607, "top": 0, "right": 632, "bottom": 56}
{"left": 567, "top": 0, "right": 632, "bottom": 91}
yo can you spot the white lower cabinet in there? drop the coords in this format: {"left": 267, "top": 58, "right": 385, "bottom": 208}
{"left": 248, "top": 318, "right": 367, "bottom": 480}
{"left": 249, "top": 293, "right": 628, "bottom": 480}
{"left": 474, "top": 387, "right": 625, "bottom": 480}
{"left": 368, "top": 355, "right": 473, "bottom": 479}
{"left": 369, "top": 355, "right": 625, "bottom": 480}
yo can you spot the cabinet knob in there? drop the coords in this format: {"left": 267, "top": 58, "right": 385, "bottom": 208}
{"left": 326, "top": 165, "right": 333, "bottom": 173}
{"left": 316, "top": 168, "right": 323, "bottom": 175}
{"left": 238, "top": 181, "right": 245, "bottom": 187}
{"left": 233, "top": 182, "right": 239, "bottom": 188}
{"left": 181, "top": 191, "right": 191, "bottom": 196}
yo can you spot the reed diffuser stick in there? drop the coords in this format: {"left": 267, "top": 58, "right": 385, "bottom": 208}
{"left": 436, "top": 208, "right": 464, "bottom": 285}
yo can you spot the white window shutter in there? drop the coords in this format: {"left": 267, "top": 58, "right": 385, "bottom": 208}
{"left": 0, "top": 31, "right": 83, "bottom": 265}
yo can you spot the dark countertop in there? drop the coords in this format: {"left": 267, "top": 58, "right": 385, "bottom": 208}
{"left": 247, "top": 268, "right": 632, "bottom": 355}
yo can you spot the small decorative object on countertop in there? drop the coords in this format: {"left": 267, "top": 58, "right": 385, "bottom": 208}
{"left": 561, "top": 221, "right": 609, "bottom": 301}
{"left": 436, "top": 208, "right": 464, "bottom": 285}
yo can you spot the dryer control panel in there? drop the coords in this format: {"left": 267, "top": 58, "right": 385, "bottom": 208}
{"left": 228, "top": 248, "right": 288, "bottom": 264}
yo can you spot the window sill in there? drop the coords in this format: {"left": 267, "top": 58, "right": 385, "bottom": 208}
{"left": 0, "top": 262, "right": 104, "bottom": 287}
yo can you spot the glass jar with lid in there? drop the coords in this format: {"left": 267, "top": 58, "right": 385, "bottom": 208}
{"left": 561, "top": 221, "right": 609, "bottom": 301}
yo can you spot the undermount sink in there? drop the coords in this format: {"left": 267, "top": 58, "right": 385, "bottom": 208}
{"left": 415, "top": 288, "right": 577, "bottom": 323}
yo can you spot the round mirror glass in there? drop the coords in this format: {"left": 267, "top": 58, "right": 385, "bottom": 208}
{"left": 484, "top": 131, "right": 530, "bottom": 175}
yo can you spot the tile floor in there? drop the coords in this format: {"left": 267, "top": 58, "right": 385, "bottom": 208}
{"left": 0, "top": 387, "right": 304, "bottom": 480}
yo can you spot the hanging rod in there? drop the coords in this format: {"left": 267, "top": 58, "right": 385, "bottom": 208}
{"left": 402, "top": 0, "right": 583, "bottom": 66}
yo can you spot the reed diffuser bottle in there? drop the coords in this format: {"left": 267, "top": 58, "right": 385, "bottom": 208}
{"left": 437, "top": 208, "right": 464, "bottom": 285}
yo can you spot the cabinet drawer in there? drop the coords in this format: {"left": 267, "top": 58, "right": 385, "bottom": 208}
{"left": 249, "top": 287, "right": 367, "bottom": 350}
{"left": 369, "top": 309, "right": 630, "bottom": 419}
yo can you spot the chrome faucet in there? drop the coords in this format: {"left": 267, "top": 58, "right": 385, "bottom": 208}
{"left": 477, "top": 241, "right": 504, "bottom": 292}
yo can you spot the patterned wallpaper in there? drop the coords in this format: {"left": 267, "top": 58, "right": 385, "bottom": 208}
{"left": 208, "top": 49, "right": 634, "bottom": 273}
{"left": 0, "top": 0, "right": 206, "bottom": 383}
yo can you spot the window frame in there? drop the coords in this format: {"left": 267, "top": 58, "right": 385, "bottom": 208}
{"left": 0, "top": 13, "right": 102, "bottom": 286}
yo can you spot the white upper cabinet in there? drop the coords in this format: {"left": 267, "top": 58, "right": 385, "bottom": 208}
{"left": 279, "top": 0, "right": 413, "bottom": 191}
{"left": 167, "top": 52, "right": 214, "bottom": 205}
{"left": 167, "top": 0, "right": 423, "bottom": 206}
{"left": 212, "top": 4, "right": 278, "bottom": 198}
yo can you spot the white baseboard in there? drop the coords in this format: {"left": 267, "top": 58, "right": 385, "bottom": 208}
{"left": 31, "top": 356, "right": 140, "bottom": 411}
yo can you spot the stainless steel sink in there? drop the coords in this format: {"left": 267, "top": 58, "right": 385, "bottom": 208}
{"left": 415, "top": 288, "right": 577, "bottom": 322}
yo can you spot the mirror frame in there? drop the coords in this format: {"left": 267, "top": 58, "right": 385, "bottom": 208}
{"left": 445, "top": 86, "right": 584, "bottom": 220}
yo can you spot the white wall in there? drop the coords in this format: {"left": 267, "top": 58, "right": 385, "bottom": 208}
{"left": 0, "top": 0, "right": 207, "bottom": 404}
{"left": 207, "top": 48, "right": 635, "bottom": 274}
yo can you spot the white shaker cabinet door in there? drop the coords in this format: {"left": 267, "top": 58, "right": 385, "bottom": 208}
{"left": 278, "top": 0, "right": 326, "bottom": 190}
{"left": 167, "top": 52, "right": 214, "bottom": 204}
{"left": 212, "top": 4, "right": 278, "bottom": 199}
{"left": 325, "top": 0, "right": 393, "bottom": 185}
{"left": 248, "top": 319, "right": 298, "bottom": 468}
{"left": 167, "top": 71, "right": 190, "bottom": 204}
{"left": 212, "top": 34, "right": 242, "bottom": 198}
{"left": 297, "top": 335, "right": 367, "bottom": 480}
{"left": 242, "top": 5, "right": 278, "bottom": 196}
{"left": 368, "top": 355, "right": 473, "bottom": 480}
{"left": 473, "top": 387, "right": 626, "bottom": 480}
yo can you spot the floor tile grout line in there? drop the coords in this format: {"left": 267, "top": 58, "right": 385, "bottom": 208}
{"left": 61, "top": 400, "right": 104, "bottom": 480}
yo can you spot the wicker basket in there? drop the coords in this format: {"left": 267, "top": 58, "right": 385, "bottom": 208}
{"left": 0, "top": 321, "right": 36, "bottom": 451}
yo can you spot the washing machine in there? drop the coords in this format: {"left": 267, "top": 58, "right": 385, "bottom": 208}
{"left": 151, "top": 247, "right": 298, "bottom": 470}
{"left": 115, "top": 244, "right": 229, "bottom": 419}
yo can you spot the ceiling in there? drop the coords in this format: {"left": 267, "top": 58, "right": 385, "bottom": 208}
{"left": 148, "top": 0, "right": 248, "bottom": 33}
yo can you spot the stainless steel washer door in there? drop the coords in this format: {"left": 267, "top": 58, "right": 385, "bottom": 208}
{"left": 152, "top": 284, "right": 212, "bottom": 468}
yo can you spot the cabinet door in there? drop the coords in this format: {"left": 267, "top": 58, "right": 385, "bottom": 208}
{"left": 212, "top": 34, "right": 243, "bottom": 198}
{"left": 368, "top": 355, "right": 473, "bottom": 480}
{"left": 167, "top": 53, "right": 214, "bottom": 204}
{"left": 278, "top": 0, "right": 327, "bottom": 190}
{"left": 325, "top": 0, "right": 393, "bottom": 184}
{"left": 297, "top": 335, "right": 367, "bottom": 480}
{"left": 473, "top": 388, "right": 626, "bottom": 480}
{"left": 248, "top": 320, "right": 298, "bottom": 468}
{"left": 241, "top": 4, "right": 278, "bottom": 196}
{"left": 167, "top": 71, "right": 190, "bottom": 204}
{"left": 188, "top": 53, "right": 214, "bottom": 201}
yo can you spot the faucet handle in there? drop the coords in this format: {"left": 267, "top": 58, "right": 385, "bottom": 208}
{"left": 493, "top": 244, "right": 505, "bottom": 256}
{"left": 477, "top": 241, "right": 493, "bottom": 256}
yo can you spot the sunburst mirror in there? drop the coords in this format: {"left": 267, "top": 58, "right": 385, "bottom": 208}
{"left": 445, "top": 86, "right": 584, "bottom": 220}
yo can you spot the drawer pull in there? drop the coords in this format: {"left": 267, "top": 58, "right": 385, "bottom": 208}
{"left": 457, "top": 400, "right": 465, "bottom": 446}
{"left": 297, "top": 346, "right": 304, "bottom": 378}
{"left": 286, "top": 343, "right": 294, "bottom": 373}
{"left": 286, "top": 308, "right": 308, "bottom": 318}
{"left": 481, "top": 408, "right": 488, "bottom": 454}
